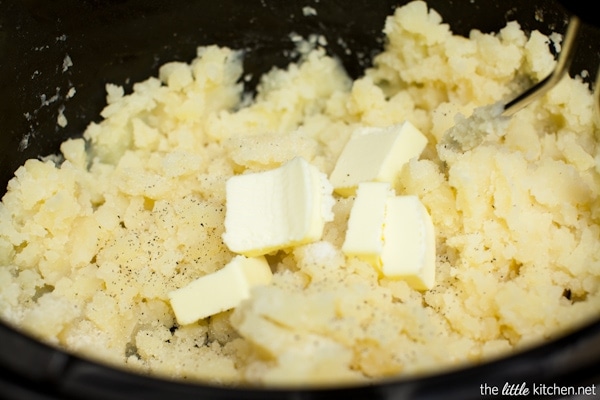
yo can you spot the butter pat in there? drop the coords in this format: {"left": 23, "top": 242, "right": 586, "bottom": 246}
{"left": 342, "top": 182, "right": 393, "bottom": 267}
{"left": 222, "top": 157, "right": 334, "bottom": 256}
{"left": 168, "top": 255, "right": 273, "bottom": 325}
{"left": 329, "top": 122, "right": 427, "bottom": 196}
{"left": 380, "top": 195, "right": 436, "bottom": 290}
{"left": 342, "top": 186, "right": 436, "bottom": 290}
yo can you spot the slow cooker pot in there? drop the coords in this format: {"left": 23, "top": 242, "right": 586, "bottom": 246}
{"left": 1, "top": 1, "right": 599, "bottom": 399}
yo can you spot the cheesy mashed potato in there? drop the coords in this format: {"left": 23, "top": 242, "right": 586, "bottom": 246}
{"left": 1, "top": 1, "right": 600, "bottom": 386}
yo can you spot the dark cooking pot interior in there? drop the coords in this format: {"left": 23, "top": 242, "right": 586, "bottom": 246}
{"left": 1, "top": 1, "right": 600, "bottom": 399}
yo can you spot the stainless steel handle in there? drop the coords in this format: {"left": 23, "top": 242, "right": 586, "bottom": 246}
{"left": 502, "top": 16, "right": 582, "bottom": 117}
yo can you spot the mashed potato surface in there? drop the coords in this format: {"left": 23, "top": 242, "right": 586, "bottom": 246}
{"left": 1, "top": 1, "right": 600, "bottom": 386}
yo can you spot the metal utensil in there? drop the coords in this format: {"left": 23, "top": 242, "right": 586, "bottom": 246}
{"left": 503, "top": 0, "right": 600, "bottom": 118}
{"left": 502, "top": 15, "right": 582, "bottom": 117}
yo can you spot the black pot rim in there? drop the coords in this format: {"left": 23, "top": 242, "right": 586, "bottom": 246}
{"left": 1, "top": 315, "right": 600, "bottom": 400}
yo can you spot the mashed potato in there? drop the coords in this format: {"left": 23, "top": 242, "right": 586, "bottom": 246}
{"left": 1, "top": 0, "right": 599, "bottom": 387}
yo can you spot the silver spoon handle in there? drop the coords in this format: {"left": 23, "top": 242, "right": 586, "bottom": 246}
{"left": 502, "top": 15, "right": 581, "bottom": 117}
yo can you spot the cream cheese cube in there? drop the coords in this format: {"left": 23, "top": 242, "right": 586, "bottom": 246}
{"left": 380, "top": 195, "right": 436, "bottom": 290}
{"left": 342, "top": 182, "right": 393, "bottom": 267}
{"left": 222, "top": 157, "right": 334, "bottom": 256}
{"left": 168, "top": 255, "right": 272, "bottom": 325}
{"left": 329, "top": 122, "right": 427, "bottom": 196}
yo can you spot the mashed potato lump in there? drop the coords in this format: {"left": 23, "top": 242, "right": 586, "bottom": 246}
{"left": 1, "top": 1, "right": 600, "bottom": 387}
